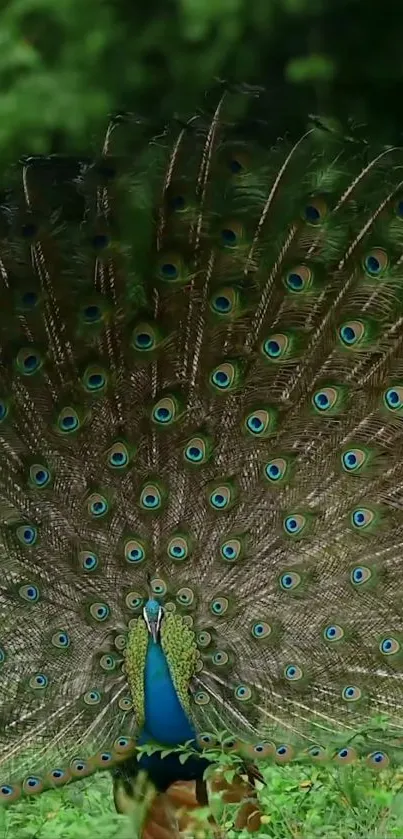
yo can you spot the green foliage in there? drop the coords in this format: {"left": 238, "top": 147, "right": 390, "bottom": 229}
{"left": 3, "top": 760, "right": 403, "bottom": 838}
{"left": 2, "top": 0, "right": 403, "bottom": 161}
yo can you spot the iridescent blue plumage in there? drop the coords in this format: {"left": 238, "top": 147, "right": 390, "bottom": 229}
{"left": 140, "top": 599, "right": 197, "bottom": 747}
{"left": 136, "top": 615, "right": 210, "bottom": 795}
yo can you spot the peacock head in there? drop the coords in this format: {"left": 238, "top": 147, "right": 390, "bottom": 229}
{"left": 143, "top": 598, "right": 164, "bottom": 643}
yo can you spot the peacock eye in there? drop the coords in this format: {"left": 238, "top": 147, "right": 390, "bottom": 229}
{"left": 51, "top": 631, "right": 70, "bottom": 649}
{"left": 176, "top": 587, "right": 194, "bottom": 607}
{"left": 16, "top": 347, "right": 43, "bottom": 375}
{"left": 19, "top": 584, "right": 40, "bottom": 602}
{"left": 366, "top": 751, "right": 389, "bottom": 769}
{"left": 323, "top": 624, "right": 344, "bottom": 642}
{"left": 284, "top": 264, "right": 313, "bottom": 292}
{"left": 88, "top": 493, "right": 109, "bottom": 518}
{"left": 16, "top": 524, "right": 38, "bottom": 545}
{"left": 124, "top": 539, "right": 146, "bottom": 564}
{"left": 234, "top": 684, "right": 252, "bottom": 701}
{"left": 209, "top": 596, "right": 229, "bottom": 616}
{"left": 57, "top": 408, "right": 80, "bottom": 433}
{"left": 29, "top": 464, "right": 51, "bottom": 488}
{"left": 167, "top": 534, "right": 190, "bottom": 561}
{"left": 151, "top": 578, "right": 167, "bottom": 596}
{"left": 83, "top": 304, "right": 102, "bottom": 323}
{"left": 210, "top": 362, "right": 237, "bottom": 392}
{"left": 82, "top": 365, "right": 108, "bottom": 393}
{"left": 89, "top": 602, "right": 110, "bottom": 622}
{"left": 283, "top": 514, "right": 306, "bottom": 536}
{"left": 279, "top": 571, "right": 301, "bottom": 591}
{"left": 284, "top": 664, "right": 303, "bottom": 681}
{"left": 80, "top": 551, "right": 98, "bottom": 571}
{"left": 29, "top": 673, "right": 48, "bottom": 689}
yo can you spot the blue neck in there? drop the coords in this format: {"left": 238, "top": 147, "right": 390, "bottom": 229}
{"left": 138, "top": 637, "right": 197, "bottom": 747}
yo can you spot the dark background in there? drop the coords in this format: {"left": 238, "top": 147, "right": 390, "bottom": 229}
{"left": 2, "top": 0, "right": 403, "bottom": 159}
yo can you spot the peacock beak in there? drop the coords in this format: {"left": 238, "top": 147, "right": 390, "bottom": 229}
{"left": 149, "top": 620, "right": 159, "bottom": 644}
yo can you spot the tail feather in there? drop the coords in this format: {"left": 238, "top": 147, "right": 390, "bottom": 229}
{"left": 2, "top": 88, "right": 403, "bottom": 807}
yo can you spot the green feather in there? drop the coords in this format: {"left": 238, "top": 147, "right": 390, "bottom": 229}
{"left": 125, "top": 618, "right": 148, "bottom": 731}
{"left": 160, "top": 613, "right": 198, "bottom": 717}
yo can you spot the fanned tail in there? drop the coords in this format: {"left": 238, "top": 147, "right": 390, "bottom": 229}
{"left": 2, "top": 87, "right": 403, "bottom": 812}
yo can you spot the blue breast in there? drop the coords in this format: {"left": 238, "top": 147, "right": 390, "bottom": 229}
{"left": 136, "top": 639, "right": 211, "bottom": 789}
{"left": 138, "top": 638, "right": 197, "bottom": 747}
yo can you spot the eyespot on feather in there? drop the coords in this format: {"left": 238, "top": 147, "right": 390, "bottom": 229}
{"left": 209, "top": 286, "right": 242, "bottom": 318}
{"left": 209, "top": 361, "right": 242, "bottom": 393}
{"left": 282, "top": 513, "right": 309, "bottom": 538}
{"left": 209, "top": 596, "right": 229, "bottom": 617}
{"left": 264, "top": 455, "right": 293, "bottom": 485}
{"left": 379, "top": 636, "right": 400, "bottom": 656}
{"left": 197, "top": 733, "right": 218, "bottom": 749}
{"left": 81, "top": 365, "right": 108, "bottom": 394}
{"left": 124, "top": 538, "right": 146, "bottom": 565}
{"left": 219, "top": 535, "right": 246, "bottom": 562}
{"left": 350, "top": 565, "right": 372, "bottom": 587}
{"left": 312, "top": 385, "right": 346, "bottom": 415}
{"left": 322, "top": 624, "right": 345, "bottom": 643}
{"left": 70, "top": 758, "right": 94, "bottom": 778}
{"left": 151, "top": 395, "right": 181, "bottom": 426}
{"left": 262, "top": 332, "right": 291, "bottom": 361}
{"left": 207, "top": 481, "right": 236, "bottom": 511}
{"left": 45, "top": 767, "right": 71, "bottom": 787}
{"left": 219, "top": 220, "right": 245, "bottom": 249}
{"left": 139, "top": 482, "right": 165, "bottom": 512}
{"left": 251, "top": 621, "right": 271, "bottom": 640}
{"left": 22, "top": 776, "right": 45, "bottom": 795}
{"left": 304, "top": 745, "right": 328, "bottom": 763}
{"left": 334, "top": 747, "right": 357, "bottom": 765}
{"left": 302, "top": 196, "right": 328, "bottom": 225}
{"left": 362, "top": 247, "right": 389, "bottom": 278}
{"left": 106, "top": 440, "right": 132, "bottom": 469}
{"left": 183, "top": 434, "right": 212, "bottom": 465}
{"left": 125, "top": 591, "right": 144, "bottom": 611}
{"left": 167, "top": 533, "right": 192, "bottom": 561}
{"left": 284, "top": 664, "right": 303, "bottom": 682}
{"left": 0, "top": 783, "right": 21, "bottom": 802}
{"left": 275, "top": 744, "right": 295, "bottom": 763}
{"left": 337, "top": 319, "right": 369, "bottom": 349}
{"left": 244, "top": 406, "right": 278, "bottom": 438}
{"left": 175, "top": 587, "right": 195, "bottom": 607}
{"left": 279, "top": 570, "right": 302, "bottom": 591}
{"left": 29, "top": 463, "right": 51, "bottom": 489}
{"left": 349, "top": 505, "right": 378, "bottom": 533}
{"left": 131, "top": 321, "right": 163, "bottom": 353}
{"left": 156, "top": 252, "right": 187, "bottom": 284}
{"left": 87, "top": 492, "right": 109, "bottom": 518}
{"left": 15, "top": 347, "right": 43, "bottom": 376}
{"left": 383, "top": 385, "right": 403, "bottom": 413}
{"left": 284, "top": 264, "right": 314, "bottom": 293}
{"left": 341, "top": 685, "right": 362, "bottom": 702}
{"left": 366, "top": 751, "right": 390, "bottom": 769}
{"left": 341, "top": 446, "right": 370, "bottom": 474}
{"left": 234, "top": 684, "right": 252, "bottom": 702}
{"left": 56, "top": 407, "right": 82, "bottom": 434}
{"left": 51, "top": 630, "right": 71, "bottom": 649}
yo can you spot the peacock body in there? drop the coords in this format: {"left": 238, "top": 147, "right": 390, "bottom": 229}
{"left": 1, "top": 88, "right": 403, "bottom": 824}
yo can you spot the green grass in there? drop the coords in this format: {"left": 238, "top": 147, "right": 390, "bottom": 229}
{"left": 2, "top": 761, "right": 403, "bottom": 839}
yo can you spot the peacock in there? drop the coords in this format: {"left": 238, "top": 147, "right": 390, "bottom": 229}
{"left": 1, "top": 84, "right": 403, "bottom": 836}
